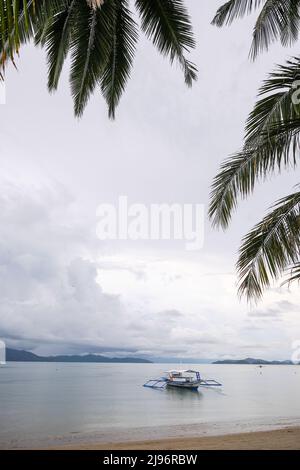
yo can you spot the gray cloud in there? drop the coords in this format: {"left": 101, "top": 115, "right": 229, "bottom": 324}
{"left": 248, "top": 300, "right": 299, "bottom": 319}
{"left": 248, "top": 309, "right": 281, "bottom": 319}
{"left": 276, "top": 301, "right": 299, "bottom": 312}
{"left": 157, "top": 309, "right": 184, "bottom": 319}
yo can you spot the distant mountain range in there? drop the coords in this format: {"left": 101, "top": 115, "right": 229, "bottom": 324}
{"left": 5, "top": 350, "right": 296, "bottom": 365}
{"left": 213, "top": 357, "right": 296, "bottom": 365}
{"left": 150, "top": 357, "right": 213, "bottom": 364}
{"left": 5, "top": 348, "right": 152, "bottom": 363}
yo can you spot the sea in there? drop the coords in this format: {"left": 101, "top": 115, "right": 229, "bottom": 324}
{"left": 0, "top": 362, "right": 300, "bottom": 448}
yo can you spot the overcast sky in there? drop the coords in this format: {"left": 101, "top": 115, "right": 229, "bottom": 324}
{"left": 1, "top": 0, "right": 300, "bottom": 360}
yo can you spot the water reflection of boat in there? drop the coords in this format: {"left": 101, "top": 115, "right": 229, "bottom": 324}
{"left": 143, "top": 370, "right": 222, "bottom": 391}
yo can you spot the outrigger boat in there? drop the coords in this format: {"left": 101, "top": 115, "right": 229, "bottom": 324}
{"left": 143, "top": 369, "right": 222, "bottom": 391}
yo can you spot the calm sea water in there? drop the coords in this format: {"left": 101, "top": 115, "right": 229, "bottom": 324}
{"left": 0, "top": 362, "right": 300, "bottom": 448}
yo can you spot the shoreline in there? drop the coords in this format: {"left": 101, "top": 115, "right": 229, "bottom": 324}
{"left": 2, "top": 418, "right": 300, "bottom": 449}
{"left": 53, "top": 427, "right": 300, "bottom": 450}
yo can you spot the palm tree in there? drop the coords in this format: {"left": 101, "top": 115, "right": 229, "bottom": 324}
{"left": 209, "top": 0, "right": 300, "bottom": 301}
{"left": 0, "top": 0, "right": 197, "bottom": 117}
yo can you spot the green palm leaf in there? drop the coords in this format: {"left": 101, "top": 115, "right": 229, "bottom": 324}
{"left": 1, "top": 0, "right": 197, "bottom": 117}
{"left": 45, "top": 0, "right": 78, "bottom": 91}
{"left": 209, "top": 58, "right": 300, "bottom": 229}
{"left": 249, "top": 0, "right": 300, "bottom": 60}
{"left": 100, "top": 0, "right": 138, "bottom": 119}
{"left": 283, "top": 261, "right": 300, "bottom": 284}
{"left": 212, "top": 0, "right": 264, "bottom": 27}
{"left": 211, "top": 1, "right": 300, "bottom": 300}
{"left": 213, "top": 0, "right": 300, "bottom": 60}
{"left": 135, "top": 0, "right": 197, "bottom": 86}
{"left": 0, "top": 0, "right": 68, "bottom": 74}
{"left": 245, "top": 58, "right": 300, "bottom": 142}
{"left": 237, "top": 189, "right": 300, "bottom": 301}
{"left": 69, "top": 0, "right": 113, "bottom": 117}
{"left": 0, "top": 0, "right": 32, "bottom": 68}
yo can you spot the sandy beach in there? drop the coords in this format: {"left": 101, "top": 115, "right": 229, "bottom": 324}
{"left": 54, "top": 427, "right": 300, "bottom": 450}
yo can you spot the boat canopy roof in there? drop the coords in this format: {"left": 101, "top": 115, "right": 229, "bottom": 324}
{"left": 166, "top": 369, "right": 199, "bottom": 374}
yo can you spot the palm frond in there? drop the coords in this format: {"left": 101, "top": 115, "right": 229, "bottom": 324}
{"left": 0, "top": 0, "right": 68, "bottom": 75}
{"left": 1, "top": 0, "right": 197, "bottom": 116}
{"left": 237, "top": 189, "right": 300, "bottom": 301}
{"left": 209, "top": 57, "right": 300, "bottom": 229}
{"left": 212, "top": 0, "right": 300, "bottom": 60}
{"left": 135, "top": 0, "right": 197, "bottom": 86}
{"left": 209, "top": 130, "right": 300, "bottom": 229}
{"left": 212, "top": 0, "right": 264, "bottom": 27}
{"left": 283, "top": 261, "right": 300, "bottom": 284}
{"left": 245, "top": 57, "right": 300, "bottom": 143}
{"left": 44, "top": 0, "right": 78, "bottom": 91}
{"left": 69, "top": 0, "right": 113, "bottom": 117}
{"left": 100, "top": 0, "right": 138, "bottom": 119}
{"left": 0, "top": 0, "right": 33, "bottom": 70}
{"left": 250, "top": 0, "right": 300, "bottom": 60}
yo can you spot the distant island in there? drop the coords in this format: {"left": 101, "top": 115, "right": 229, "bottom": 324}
{"left": 213, "top": 357, "right": 296, "bottom": 365}
{"left": 5, "top": 348, "right": 152, "bottom": 364}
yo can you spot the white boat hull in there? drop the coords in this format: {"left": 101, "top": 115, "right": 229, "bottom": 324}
{"left": 166, "top": 380, "right": 201, "bottom": 390}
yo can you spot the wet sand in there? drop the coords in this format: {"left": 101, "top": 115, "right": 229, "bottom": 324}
{"left": 55, "top": 427, "right": 300, "bottom": 450}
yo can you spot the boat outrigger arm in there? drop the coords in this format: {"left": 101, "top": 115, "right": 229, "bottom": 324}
{"left": 143, "top": 370, "right": 222, "bottom": 391}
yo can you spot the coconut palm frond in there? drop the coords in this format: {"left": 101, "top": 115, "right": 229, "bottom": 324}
{"left": 1, "top": 0, "right": 197, "bottom": 116}
{"left": 41, "top": 0, "right": 138, "bottom": 117}
{"left": 210, "top": 1, "right": 300, "bottom": 301}
{"left": 283, "top": 261, "right": 300, "bottom": 285}
{"left": 212, "top": 0, "right": 264, "bottom": 27}
{"left": 0, "top": 0, "right": 68, "bottom": 74}
{"left": 0, "top": 0, "right": 34, "bottom": 71}
{"left": 245, "top": 57, "right": 300, "bottom": 143}
{"left": 237, "top": 189, "right": 300, "bottom": 301}
{"left": 135, "top": 0, "right": 197, "bottom": 86}
{"left": 100, "top": 0, "right": 138, "bottom": 119}
{"left": 69, "top": 0, "right": 114, "bottom": 117}
{"left": 212, "top": 0, "right": 300, "bottom": 60}
{"left": 209, "top": 58, "right": 300, "bottom": 229}
{"left": 209, "top": 126, "right": 300, "bottom": 229}
{"left": 44, "top": 0, "right": 78, "bottom": 91}
{"left": 250, "top": 0, "right": 300, "bottom": 60}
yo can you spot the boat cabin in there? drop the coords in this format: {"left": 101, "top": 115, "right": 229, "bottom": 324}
{"left": 167, "top": 370, "right": 201, "bottom": 383}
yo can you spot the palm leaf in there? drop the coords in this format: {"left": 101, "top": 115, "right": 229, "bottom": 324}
{"left": 69, "top": 0, "right": 113, "bottom": 117}
{"left": 212, "top": 0, "right": 300, "bottom": 60}
{"left": 0, "top": 0, "right": 32, "bottom": 68}
{"left": 283, "top": 261, "right": 300, "bottom": 284}
{"left": 245, "top": 58, "right": 300, "bottom": 143}
{"left": 250, "top": 0, "right": 300, "bottom": 60}
{"left": 44, "top": 0, "right": 78, "bottom": 91}
{"left": 212, "top": 0, "right": 264, "bottom": 27}
{"left": 100, "top": 0, "right": 138, "bottom": 119}
{"left": 135, "top": 0, "right": 197, "bottom": 86}
{"left": 0, "top": 0, "right": 68, "bottom": 74}
{"left": 237, "top": 189, "right": 300, "bottom": 301}
{"left": 209, "top": 58, "right": 300, "bottom": 229}
{"left": 1, "top": 0, "right": 197, "bottom": 116}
